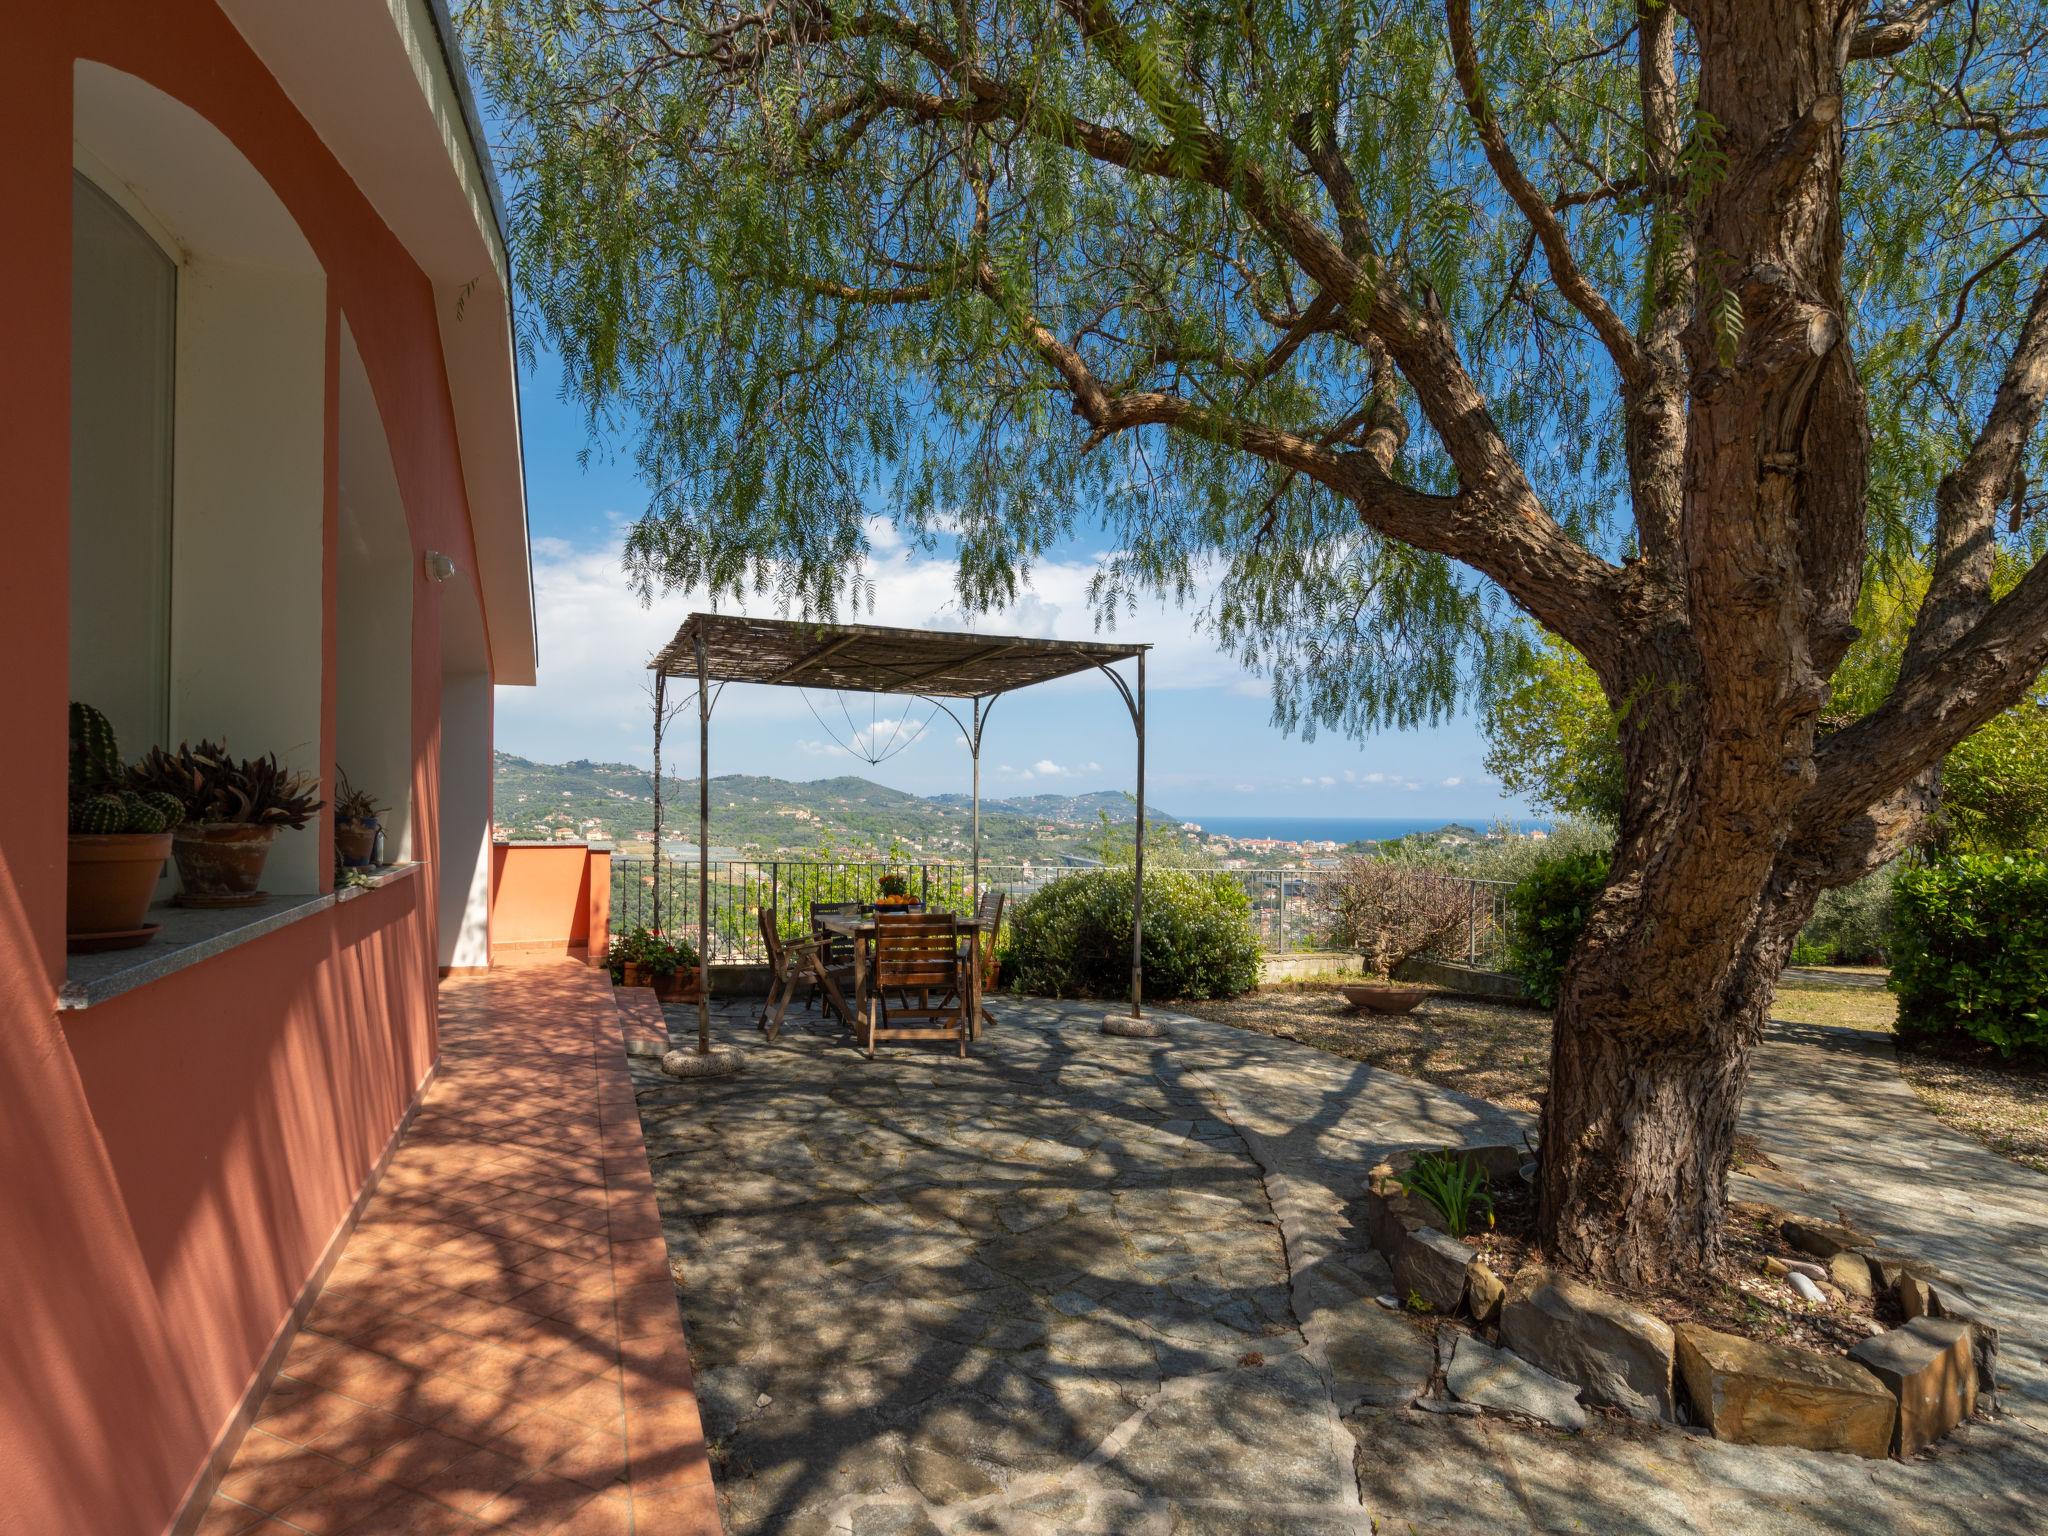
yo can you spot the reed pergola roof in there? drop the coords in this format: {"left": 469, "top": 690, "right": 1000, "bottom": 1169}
{"left": 651, "top": 614, "right": 1147, "bottom": 697}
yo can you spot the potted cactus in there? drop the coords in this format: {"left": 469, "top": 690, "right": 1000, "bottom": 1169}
{"left": 66, "top": 702, "right": 184, "bottom": 948}
{"left": 333, "top": 769, "right": 386, "bottom": 868}
{"left": 130, "top": 740, "right": 323, "bottom": 906}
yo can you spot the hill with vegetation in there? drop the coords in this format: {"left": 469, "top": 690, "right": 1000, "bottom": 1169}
{"left": 492, "top": 753, "right": 1195, "bottom": 863}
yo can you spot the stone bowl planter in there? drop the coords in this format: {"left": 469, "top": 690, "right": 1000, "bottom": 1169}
{"left": 1342, "top": 981, "right": 1428, "bottom": 1013}
{"left": 172, "top": 822, "right": 277, "bottom": 907}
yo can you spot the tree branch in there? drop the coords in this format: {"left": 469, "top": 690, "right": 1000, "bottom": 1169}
{"left": 1811, "top": 263, "right": 2048, "bottom": 815}
{"left": 1447, "top": 0, "right": 1647, "bottom": 392}
{"left": 1847, "top": 1, "right": 1954, "bottom": 60}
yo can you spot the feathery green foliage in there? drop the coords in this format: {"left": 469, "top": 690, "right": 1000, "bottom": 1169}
{"left": 461, "top": 1, "right": 2045, "bottom": 737}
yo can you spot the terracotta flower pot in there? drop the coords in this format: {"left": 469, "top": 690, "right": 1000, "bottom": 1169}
{"left": 172, "top": 822, "right": 278, "bottom": 906}
{"left": 621, "top": 961, "right": 649, "bottom": 988}
{"left": 335, "top": 817, "right": 379, "bottom": 867}
{"left": 652, "top": 965, "right": 702, "bottom": 1003}
{"left": 1342, "top": 981, "right": 1429, "bottom": 1014}
{"left": 67, "top": 832, "right": 172, "bottom": 940}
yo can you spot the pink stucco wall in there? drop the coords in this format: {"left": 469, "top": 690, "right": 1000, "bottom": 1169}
{"left": 0, "top": 6, "right": 502, "bottom": 1533}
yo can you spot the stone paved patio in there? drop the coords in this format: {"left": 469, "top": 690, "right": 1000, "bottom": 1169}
{"left": 639, "top": 996, "right": 2047, "bottom": 1534}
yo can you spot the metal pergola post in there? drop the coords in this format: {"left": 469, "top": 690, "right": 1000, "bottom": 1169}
{"left": 695, "top": 632, "right": 711, "bottom": 1056}
{"left": 970, "top": 696, "right": 983, "bottom": 905}
{"left": 1131, "top": 650, "right": 1145, "bottom": 1019}
{"left": 651, "top": 672, "right": 665, "bottom": 935}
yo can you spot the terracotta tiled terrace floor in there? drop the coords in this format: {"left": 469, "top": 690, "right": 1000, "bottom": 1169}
{"left": 193, "top": 963, "right": 719, "bottom": 1536}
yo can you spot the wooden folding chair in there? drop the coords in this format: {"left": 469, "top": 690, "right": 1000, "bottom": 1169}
{"left": 753, "top": 901, "right": 831, "bottom": 1048}
{"left": 967, "top": 887, "right": 1005, "bottom": 1035}
{"left": 864, "top": 912, "right": 970, "bottom": 1058}
{"left": 807, "top": 900, "right": 861, "bottom": 1014}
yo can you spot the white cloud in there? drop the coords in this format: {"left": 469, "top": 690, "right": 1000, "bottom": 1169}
{"left": 1441, "top": 775, "right": 1464, "bottom": 788}
{"left": 494, "top": 522, "right": 1260, "bottom": 770}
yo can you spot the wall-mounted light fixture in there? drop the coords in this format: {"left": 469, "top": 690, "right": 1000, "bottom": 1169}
{"left": 423, "top": 551, "right": 457, "bottom": 583}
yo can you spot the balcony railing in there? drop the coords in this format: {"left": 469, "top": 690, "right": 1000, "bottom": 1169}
{"left": 606, "top": 856, "right": 1515, "bottom": 967}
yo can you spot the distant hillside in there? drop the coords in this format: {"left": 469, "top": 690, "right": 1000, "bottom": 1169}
{"left": 929, "top": 789, "right": 1163, "bottom": 823}
{"left": 492, "top": 753, "right": 1193, "bottom": 863}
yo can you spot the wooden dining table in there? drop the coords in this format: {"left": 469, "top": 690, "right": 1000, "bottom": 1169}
{"left": 812, "top": 910, "right": 997, "bottom": 1042}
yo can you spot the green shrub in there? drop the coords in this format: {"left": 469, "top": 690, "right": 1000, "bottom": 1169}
{"left": 1503, "top": 850, "right": 1611, "bottom": 1009}
{"left": 1891, "top": 856, "right": 2048, "bottom": 1057}
{"left": 1002, "top": 866, "right": 1261, "bottom": 1001}
{"left": 1792, "top": 867, "right": 1895, "bottom": 965}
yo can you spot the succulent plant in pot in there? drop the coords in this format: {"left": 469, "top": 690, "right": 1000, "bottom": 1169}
{"left": 130, "top": 740, "right": 323, "bottom": 907}
{"left": 333, "top": 768, "right": 387, "bottom": 868}
{"left": 65, "top": 701, "right": 184, "bottom": 948}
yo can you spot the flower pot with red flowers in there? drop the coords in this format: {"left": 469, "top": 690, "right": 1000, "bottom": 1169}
{"left": 131, "top": 740, "right": 324, "bottom": 907}
{"left": 608, "top": 926, "right": 700, "bottom": 997}
{"left": 64, "top": 701, "right": 184, "bottom": 950}
{"left": 333, "top": 768, "right": 387, "bottom": 868}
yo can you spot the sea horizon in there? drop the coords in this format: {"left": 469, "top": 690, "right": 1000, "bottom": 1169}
{"left": 1181, "top": 814, "right": 1549, "bottom": 843}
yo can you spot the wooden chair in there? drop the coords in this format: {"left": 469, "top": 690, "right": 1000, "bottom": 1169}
{"left": 864, "top": 912, "right": 970, "bottom": 1058}
{"left": 807, "top": 900, "right": 861, "bottom": 1014}
{"left": 757, "top": 906, "right": 822, "bottom": 1041}
{"left": 962, "top": 888, "right": 1005, "bottom": 1035}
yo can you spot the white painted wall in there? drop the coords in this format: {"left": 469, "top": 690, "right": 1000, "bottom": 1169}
{"left": 337, "top": 323, "right": 415, "bottom": 860}
{"left": 76, "top": 62, "right": 329, "bottom": 897}
{"left": 69, "top": 174, "right": 176, "bottom": 758}
{"left": 169, "top": 258, "right": 327, "bottom": 894}
{"left": 438, "top": 670, "right": 492, "bottom": 970}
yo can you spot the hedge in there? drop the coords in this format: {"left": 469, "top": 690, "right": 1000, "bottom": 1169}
{"left": 1001, "top": 866, "right": 1262, "bottom": 1002}
{"left": 1502, "top": 849, "right": 1611, "bottom": 1009}
{"left": 1891, "top": 856, "right": 2048, "bottom": 1057}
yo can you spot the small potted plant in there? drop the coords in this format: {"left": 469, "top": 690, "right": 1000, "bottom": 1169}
{"left": 333, "top": 769, "right": 386, "bottom": 868}
{"left": 608, "top": 926, "right": 701, "bottom": 997}
{"left": 647, "top": 932, "right": 703, "bottom": 1003}
{"left": 65, "top": 701, "right": 185, "bottom": 949}
{"left": 874, "top": 870, "right": 918, "bottom": 910}
{"left": 130, "top": 740, "right": 323, "bottom": 906}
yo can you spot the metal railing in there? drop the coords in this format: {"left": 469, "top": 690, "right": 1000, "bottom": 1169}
{"left": 606, "top": 856, "right": 1515, "bottom": 967}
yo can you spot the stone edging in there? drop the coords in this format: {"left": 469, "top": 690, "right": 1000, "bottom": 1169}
{"left": 1364, "top": 1144, "right": 1996, "bottom": 1460}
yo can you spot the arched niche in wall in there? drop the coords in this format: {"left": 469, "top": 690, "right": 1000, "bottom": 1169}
{"left": 437, "top": 570, "right": 492, "bottom": 972}
{"left": 336, "top": 322, "right": 415, "bottom": 863}
{"left": 72, "top": 62, "right": 328, "bottom": 894}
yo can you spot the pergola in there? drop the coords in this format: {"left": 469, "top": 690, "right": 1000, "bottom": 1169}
{"left": 648, "top": 613, "right": 1152, "bottom": 1055}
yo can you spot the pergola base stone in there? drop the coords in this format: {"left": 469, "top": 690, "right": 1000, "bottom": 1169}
{"left": 661, "top": 1046, "right": 747, "bottom": 1079}
{"left": 1101, "top": 1013, "right": 1167, "bottom": 1039}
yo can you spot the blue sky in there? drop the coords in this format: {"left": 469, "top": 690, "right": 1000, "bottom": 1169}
{"left": 496, "top": 344, "right": 1536, "bottom": 822}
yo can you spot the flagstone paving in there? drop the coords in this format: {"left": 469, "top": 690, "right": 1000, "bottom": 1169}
{"left": 640, "top": 997, "right": 2047, "bottom": 1534}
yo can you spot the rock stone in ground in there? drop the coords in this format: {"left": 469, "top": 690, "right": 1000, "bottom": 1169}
{"left": 1465, "top": 1258, "right": 1505, "bottom": 1325}
{"left": 1926, "top": 1286, "right": 2001, "bottom": 1396}
{"left": 1850, "top": 1316, "right": 1978, "bottom": 1457}
{"left": 1780, "top": 1216, "right": 1871, "bottom": 1259}
{"left": 1828, "top": 1250, "right": 1877, "bottom": 1300}
{"left": 1445, "top": 1331, "right": 1587, "bottom": 1429}
{"left": 1673, "top": 1323, "right": 1895, "bottom": 1458}
{"left": 1897, "top": 1271, "right": 1935, "bottom": 1320}
{"left": 1388, "top": 1227, "right": 1471, "bottom": 1315}
{"left": 1499, "top": 1265, "right": 1675, "bottom": 1421}
{"left": 1316, "top": 1292, "right": 1435, "bottom": 1408}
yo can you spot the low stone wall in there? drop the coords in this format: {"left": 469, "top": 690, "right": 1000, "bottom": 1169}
{"left": 1394, "top": 957, "right": 1530, "bottom": 1002}
{"left": 1363, "top": 1144, "right": 1993, "bottom": 1459}
{"left": 1261, "top": 950, "right": 1369, "bottom": 984}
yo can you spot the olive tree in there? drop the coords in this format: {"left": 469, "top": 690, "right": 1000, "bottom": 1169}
{"left": 466, "top": 0, "right": 2048, "bottom": 1285}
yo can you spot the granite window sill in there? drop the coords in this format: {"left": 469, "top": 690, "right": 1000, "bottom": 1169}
{"left": 59, "top": 862, "right": 421, "bottom": 1011}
